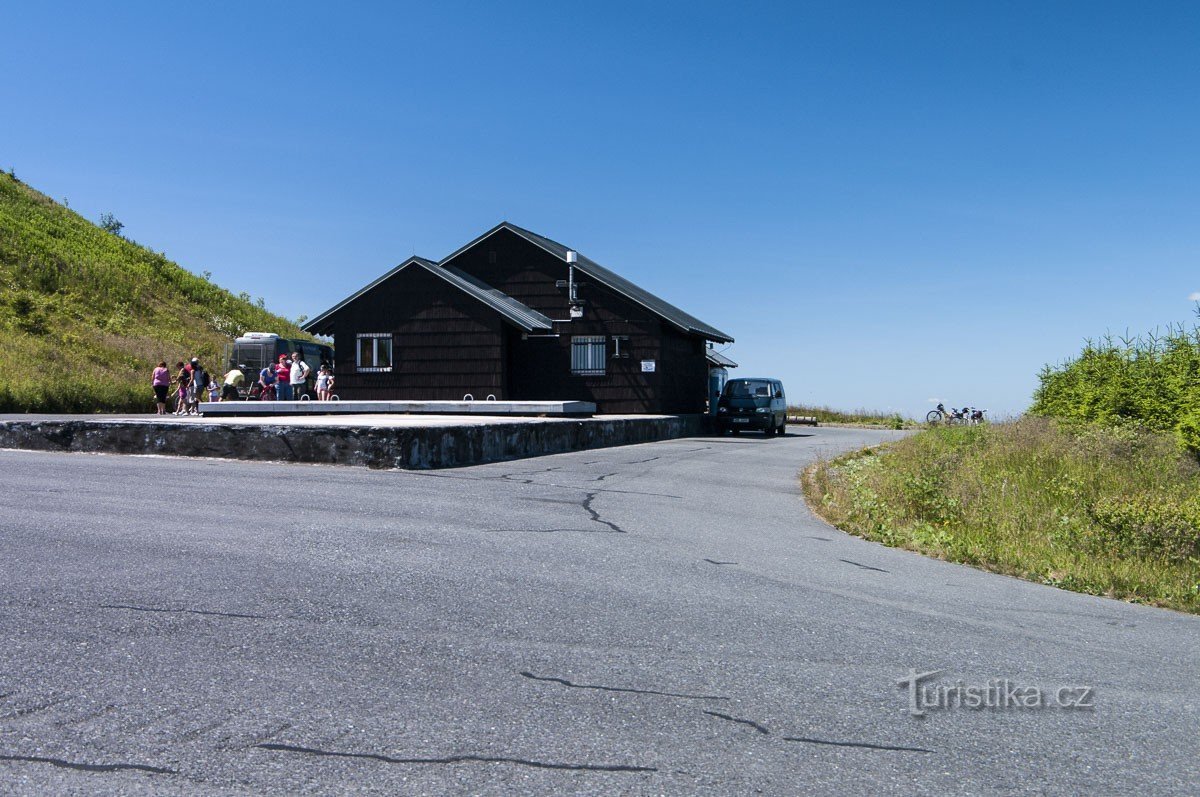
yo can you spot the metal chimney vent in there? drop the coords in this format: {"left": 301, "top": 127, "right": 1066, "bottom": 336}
{"left": 565, "top": 250, "right": 578, "bottom": 264}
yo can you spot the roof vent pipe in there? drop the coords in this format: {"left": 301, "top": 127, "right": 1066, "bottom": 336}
{"left": 565, "top": 250, "right": 579, "bottom": 306}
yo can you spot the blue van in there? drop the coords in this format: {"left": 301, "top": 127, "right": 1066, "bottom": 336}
{"left": 715, "top": 378, "right": 787, "bottom": 436}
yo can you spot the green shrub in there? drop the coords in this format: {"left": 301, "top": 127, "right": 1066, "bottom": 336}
{"left": 1032, "top": 329, "right": 1200, "bottom": 432}
{"left": 1177, "top": 407, "right": 1200, "bottom": 455}
{"left": 1087, "top": 494, "right": 1200, "bottom": 559}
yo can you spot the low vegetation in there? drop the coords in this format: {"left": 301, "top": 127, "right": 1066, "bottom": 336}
{"left": 0, "top": 171, "right": 310, "bottom": 412}
{"left": 1031, "top": 325, "right": 1200, "bottom": 453}
{"left": 805, "top": 418, "right": 1200, "bottom": 613}
{"left": 788, "top": 404, "right": 910, "bottom": 429}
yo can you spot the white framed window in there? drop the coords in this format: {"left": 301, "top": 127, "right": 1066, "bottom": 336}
{"left": 356, "top": 333, "right": 393, "bottom": 372}
{"left": 571, "top": 335, "right": 606, "bottom": 376}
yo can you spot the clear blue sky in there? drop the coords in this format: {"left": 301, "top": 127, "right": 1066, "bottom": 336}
{"left": 4, "top": 1, "right": 1199, "bottom": 416}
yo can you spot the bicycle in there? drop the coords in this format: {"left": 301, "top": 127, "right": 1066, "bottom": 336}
{"left": 926, "top": 404, "right": 987, "bottom": 426}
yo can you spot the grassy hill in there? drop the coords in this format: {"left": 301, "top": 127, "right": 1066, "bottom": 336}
{"left": 0, "top": 171, "right": 311, "bottom": 412}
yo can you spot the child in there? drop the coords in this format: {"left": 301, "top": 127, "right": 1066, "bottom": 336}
{"left": 316, "top": 365, "right": 334, "bottom": 401}
{"left": 207, "top": 379, "right": 220, "bottom": 403}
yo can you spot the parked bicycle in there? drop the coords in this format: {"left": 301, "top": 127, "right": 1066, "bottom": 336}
{"left": 926, "top": 403, "right": 987, "bottom": 426}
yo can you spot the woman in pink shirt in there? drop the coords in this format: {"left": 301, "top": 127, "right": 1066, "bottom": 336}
{"left": 151, "top": 361, "right": 170, "bottom": 415}
{"left": 275, "top": 355, "right": 293, "bottom": 401}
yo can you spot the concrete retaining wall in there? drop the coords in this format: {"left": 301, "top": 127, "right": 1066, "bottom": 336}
{"left": 0, "top": 416, "right": 705, "bottom": 469}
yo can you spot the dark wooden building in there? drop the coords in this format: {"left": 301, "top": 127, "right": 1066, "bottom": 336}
{"left": 302, "top": 223, "right": 734, "bottom": 414}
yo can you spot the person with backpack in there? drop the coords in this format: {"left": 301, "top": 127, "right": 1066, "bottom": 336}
{"left": 289, "top": 351, "right": 312, "bottom": 399}
{"left": 187, "top": 358, "right": 208, "bottom": 413}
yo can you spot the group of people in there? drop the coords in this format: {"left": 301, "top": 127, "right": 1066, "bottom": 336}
{"left": 150, "top": 358, "right": 216, "bottom": 415}
{"left": 246, "top": 353, "right": 335, "bottom": 402}
{"left": 151, "top": 353, "right": 335, "bottom": 414}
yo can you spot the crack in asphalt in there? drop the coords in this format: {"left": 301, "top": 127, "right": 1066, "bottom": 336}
{"left": 697, "top": 710, "right": 931, "bottom": 754}
{"left": 255, "top": 743, "right": 656, "bottom": 773}
{"left": 0, "top": 753, "right": 176, "bottom": 775}
{"left": 624, "top": 445, "right": 712, "bottom": 464}
{"left": 520, "top": 671, "right": 729, "bottom": 701}
{"left": 100, "top": 604, "right": 270, "bottom": 620}
{"left": 838, "top": 559, "right": 889, "bottom": 573}
{"left": 783, "top": 736, "right": 932, "bottom": 753}
{"left": 582, "top": 491, "right": 626, "bottom": 533}
{"left": 806, "top": 536, "right": 833, "bottom": 542}
{"left": 703, "top": 710, "right": 770, "bottom": 735}
{"left": 407, "top": 471, "right": 682, "bottom": 499}
{"left": 483, "top": 528, "right": 624, "bottom": 534}
{"left": 591, "top": 471, "right": 620, "bottom": 482}
{"left": 0, "top": 697, "right": 70, "bottom": 720}
{"left": 703, "top": 559, "right": 738, "bottom": 566}
{"left": 54, "top": 704, "right": 118, "bottom": 729}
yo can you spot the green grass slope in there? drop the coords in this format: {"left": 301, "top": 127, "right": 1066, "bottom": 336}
{"left": 0, "top": 171, "right": 311, "bottom": 412}
{"left": 805, "top": 419, "right": 1200, "bottom": 613}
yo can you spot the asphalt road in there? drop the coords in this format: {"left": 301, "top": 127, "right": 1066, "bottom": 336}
{"left": 0, "top": 428, "right": 1197, "bottom": 795}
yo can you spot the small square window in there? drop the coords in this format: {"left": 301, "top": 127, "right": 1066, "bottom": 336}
{"left": 571, "top": 335, "right": 606, "bottom": 376}
{"left": 356, "top": 334, "right": 393, "bottom": 372}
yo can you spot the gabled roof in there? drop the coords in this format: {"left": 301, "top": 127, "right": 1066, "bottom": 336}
{"left": 441, "top": 221, "right": 735, "bottom": 344}
{"left": 437, "top": 262, "right": 553, "bottom": 332}
{"left": 302, "top": 256, "right": 552, "bottom": 336}
{"left": 706, "top": 349, "right": 739, "bottom": 368}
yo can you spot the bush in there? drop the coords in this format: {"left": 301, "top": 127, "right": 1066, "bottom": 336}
{"left": 1088, "top": 494, "right": 1200, "bottom": 559}
{"left": 1032, "top": 328, "right": 1200, "bottom": 432}
{"left": 1177, "top": 407, "right": 1200, "bottom": 455}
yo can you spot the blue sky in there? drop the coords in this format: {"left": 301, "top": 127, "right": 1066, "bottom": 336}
{"left": 4, "top": 1, "right": 1199, "bottom": 416}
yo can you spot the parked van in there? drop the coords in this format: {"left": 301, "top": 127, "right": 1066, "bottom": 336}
{"left": 715, "top": 378, "right": 787, "bottom": 436}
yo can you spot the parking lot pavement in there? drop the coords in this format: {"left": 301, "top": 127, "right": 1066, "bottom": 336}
{"left": 0, "top": 428, "right": 1197, "bottom": 795}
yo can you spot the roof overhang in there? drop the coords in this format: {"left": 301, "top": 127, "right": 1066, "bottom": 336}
{"left": 706, "top": 349, "right": 738, "bottom": 368}
{"left": 301, "top": 255, "right": 552, "bottom": 336}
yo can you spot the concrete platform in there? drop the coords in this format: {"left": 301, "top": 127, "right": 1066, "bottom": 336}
{"left": 0, "top": 413, "right": 703, "bottom": 469}
{"left": 198, "top": 399, "right": 596, "bottom": 417}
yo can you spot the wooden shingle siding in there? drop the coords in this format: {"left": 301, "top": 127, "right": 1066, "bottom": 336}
{"left": 328, "top": 266, "right": 506, "bottom": 401}
{"left": 308, "top": 225, "right": 727, "bottom": 413}
{"left": 449, "top": 230, "right": 705, "bottom": 413}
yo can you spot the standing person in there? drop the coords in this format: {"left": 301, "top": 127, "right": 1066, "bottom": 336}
{"left": 275, "top": 354, "right": 293, "bottom": 401}
{"left": 290, "top": 351, "right": 311, "bottom": 399}
{"left": 174, "top": 361, "right": 190, "bottom": 415}
{"left": 315, "top": 364, "right": 334, "bottom": 401}
{"left": 151, "top": 361, "right": 170, "bottom": 415}
{"left": 257, "top": 362, "right": 276, "bottom": 400}
{"left": 222, "top": 365, "right": 246, "bottom": 401}
{"left": 188, "top": 358, "right": 208, "bottom": 414}
{"left": 207, "top": 378, "right": 220, "bottom": 403}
